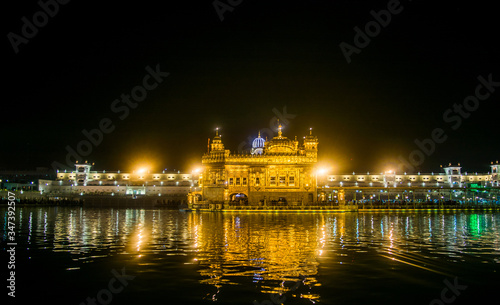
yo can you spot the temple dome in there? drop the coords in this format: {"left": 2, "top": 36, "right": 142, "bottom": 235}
{"left": 252, "top": 132, "right": 265, "bottom": 149}
{"left": 251, "top": 132, "right": 265, "bottom": 155}
{"left": 266, "top": 137, "right": 295, "bottom": 153}
{"left": 265, "top": 124, "right": 296, "bottom": 153}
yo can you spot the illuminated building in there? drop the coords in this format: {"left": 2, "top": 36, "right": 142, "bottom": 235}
{"left": 318, "top": 162, "right": 499, "bottom": 189}
{"left": 36, "top": 140, "right": 499, "bottom": 206}
{"left": 194, "top": 125, "right": 320, "bottom": 205}
{"left": 316, "top": 162, "right": 500, "bottom": 204}
{"left": 38, "top": 161, "right": 199, "bottom": 199}
{"left": 191, "top": 124, "right": 499, "bottom": 206}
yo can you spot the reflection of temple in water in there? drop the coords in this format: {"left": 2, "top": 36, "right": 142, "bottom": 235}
{"left": 186, "top": 212, "right": 344, "bottom": 302}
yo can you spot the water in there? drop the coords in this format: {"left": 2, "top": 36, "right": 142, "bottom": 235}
{"left": 2, "top": 207, "right": 499, "bottom": 305}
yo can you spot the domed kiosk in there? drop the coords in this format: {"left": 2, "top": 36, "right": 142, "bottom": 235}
{"left": 265, "top": 124, "right": 298, "bottom": 154}
{"left": 251, "top": 131, "right": 265, "bottom": 155}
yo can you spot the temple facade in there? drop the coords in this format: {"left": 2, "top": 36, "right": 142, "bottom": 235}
{"left": 196, "top": 126, "right": 319, "bottom": 205}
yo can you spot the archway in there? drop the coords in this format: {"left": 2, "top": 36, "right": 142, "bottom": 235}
{"left": 230, "top": 193, "right": 248, "bottom": 205}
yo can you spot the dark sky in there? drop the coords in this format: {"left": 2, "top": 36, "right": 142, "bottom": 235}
{"left": 2, "top": 0, "right": 499, "bottom": 174}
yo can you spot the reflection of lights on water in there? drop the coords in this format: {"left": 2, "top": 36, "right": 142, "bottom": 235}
{"left": 23, "top": 208, "right": 500, "bottom": 304}
{"left": 43, "top": 212, "right": 48, "bottom": 240}
{"left": 356, "top": 219, "right": 359, "bottom": 240}
{"left": 194, "top": 224, "right": 199, "bottom": 249}
{"left": 137, "top": 231, "right": 142, "bottom": 251}
{"left": 428, "top": 217, "right": 432, "bottom": 239}
{"left": 27, "top": 212, "right": 33, "bottom": 243}
{"left": 389, "top": 224, "right": 394, "bottom": 249}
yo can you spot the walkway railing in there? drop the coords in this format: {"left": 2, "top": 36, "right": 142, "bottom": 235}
{"left": 191, "top": 201, "right": 500, "bottom": 211}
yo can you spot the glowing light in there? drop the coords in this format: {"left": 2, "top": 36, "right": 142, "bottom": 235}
{"left": 316, "top": 168, "right": 328, "bottom": 175}
{"left": 137, "top": 168, "right": 147, "bottom": 174}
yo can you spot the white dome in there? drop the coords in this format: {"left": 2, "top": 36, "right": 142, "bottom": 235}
{"left": 252, "top": 136, "right": 265, "bottom": 149}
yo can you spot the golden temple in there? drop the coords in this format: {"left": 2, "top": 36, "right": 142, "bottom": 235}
{"left": 191, "top": 125, "right": 320, "bottom": 206}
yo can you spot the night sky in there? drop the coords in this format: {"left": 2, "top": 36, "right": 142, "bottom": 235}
{"left": 3, "top": 0, "right": 499, "bottom": 174}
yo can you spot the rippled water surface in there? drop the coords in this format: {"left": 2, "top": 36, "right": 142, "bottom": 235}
{"left": 2, "top": 207, "right": 499, "bottom": 304}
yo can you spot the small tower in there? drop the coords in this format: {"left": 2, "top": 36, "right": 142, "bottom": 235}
{"left": 75, "top": 160, "right": 92, "bottom": 186}
{"left": 491, "top": 161, "right": 499, "bottom": 186}
{"left": 442, "top": 163, "right": 462, "bottom": 187}
{"left": 210, "top": 127, "right": 225, "bottom": 152}
{"left": 303, "top": 128, "right": 319, "bottom": 161}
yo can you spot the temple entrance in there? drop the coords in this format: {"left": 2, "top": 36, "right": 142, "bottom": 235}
{"left": 230, "top": 193, "right": 248, "bottom": 205}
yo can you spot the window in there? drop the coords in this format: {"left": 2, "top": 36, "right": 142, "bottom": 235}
{"left": 255, "top": 177, "right": 260, "bottom": 186}
{"left": 243, "top": 178, "right": 247, "bottom": 186}
{"left": 289, "top": 176, "right": 295, "bottom": 186}
{"left": 279, "top": 176, "right": 286, "bottom": 186}
{"left": 229, "top": 178, "right": 234, "bottom": 185}
{"left": 270, "top": 176, "right": 276, "bottom": 186}
{"left": 236, "top": 178, "right": 240, "bottom": 185}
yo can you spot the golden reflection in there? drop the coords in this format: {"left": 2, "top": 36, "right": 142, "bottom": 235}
{"left": 17, "top": 207, "right": 498, "bottom": 303}
{"left": 188, "top": 213, "right": 332, "bottom": 302}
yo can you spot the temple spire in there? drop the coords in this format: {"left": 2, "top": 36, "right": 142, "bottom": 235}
{"left": 309, "top": 127, "right": 312, "bottom": 135}
{"left": 215, "top": 127, "right": 219, "bottom": 136}
{"left": 278, "top": 120, "right": 283, "bottom": 138}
